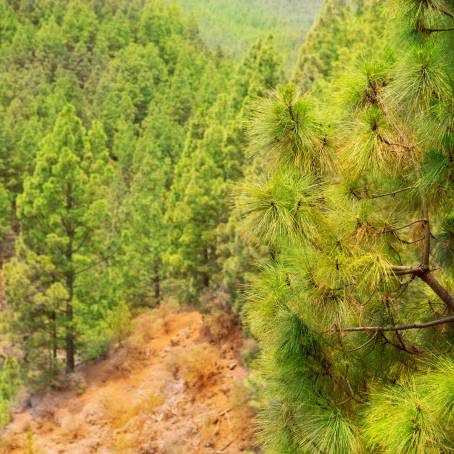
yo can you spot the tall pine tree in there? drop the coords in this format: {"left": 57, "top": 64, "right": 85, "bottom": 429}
{"left": 8, "top": 105, "right": 110, "bottom": 374}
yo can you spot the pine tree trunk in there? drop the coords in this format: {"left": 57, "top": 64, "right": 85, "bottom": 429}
{"left": 153, "top": 264, "right": 161, "bottom": 302}
{"left": 51, "top": 311, "right": 57, "bottom": 367}
{"left": 65, "top": 273, "right": 75, "bottom": 373}
{"left": 203, "top": 248, "right": 210, "bottom": 288}
{"left": 65, "top": 224, "right": 75, "bottom": 372}
{"left": 64, "top": 189, "right": 75, "bottom": 373}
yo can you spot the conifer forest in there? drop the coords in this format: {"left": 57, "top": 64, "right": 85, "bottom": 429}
{"left": 0, "top": 0, "right": 454, "bottom": 452}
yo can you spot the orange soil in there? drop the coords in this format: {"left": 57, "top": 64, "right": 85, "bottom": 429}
{"left": 0, "top": 308, "right": 256, "bottom": 454}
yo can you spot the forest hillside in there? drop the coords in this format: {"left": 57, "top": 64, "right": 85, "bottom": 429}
{"left": 1, "top": 0, "right": 454, "bottom": 453}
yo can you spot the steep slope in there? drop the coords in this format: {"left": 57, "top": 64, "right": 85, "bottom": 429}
{"left": 1, "top": 304, "right": 255, "bottom": 453}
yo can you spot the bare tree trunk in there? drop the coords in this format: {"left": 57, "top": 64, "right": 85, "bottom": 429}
{"left": 65, "top": 271, "right": 75, "bottom": 373}
{"left": 203, "top": 248, "right": 210, "bottom": 288}
{"left": 51, "top": 311, "right": 57, "bottom": 361}
{"left": 153, "top": 262, "right": 161, "bottom": 302}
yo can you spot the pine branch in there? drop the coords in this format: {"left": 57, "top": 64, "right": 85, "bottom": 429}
{"left": 423, "top": 26, "right": 454, "bottom": 32}
{"left": 74, "top": 251, "right": 117, "bottom": 276}
{"left": 383, "top": 219, "right": 425, "bottom": 233}
{"left": 419, "top": 272, "right": 454, "bottom": 311}
{"left": 390, "top": 265, "right": 422, "bottom": 275}
{"left": 341, "top": 332, "right": 378, "bottom": 353}
{"left": 389, "top": 265, "right": 454, "bottom": 310}
{"left": 374, "top": 92, "right": 416, "bottom": 150}
{"left": 383, "top": 296, "right": 411, "bottom": 352}
{"left": 392, "top": 233, "right": 425, "bottom": 245}
{"left": 378, "top": 134, "right": 414, "bottom": 150}
{"left": 369, "top": 186, "right": 413, "bottom": 199}
{"left": 338, "top": 315, "right": 454, "bottom": 333}
{"left": 406, "top": 237, "right": 425, "bottom": 245}
{"left": 379, "top": 331, "right": 422, "bottom": 355}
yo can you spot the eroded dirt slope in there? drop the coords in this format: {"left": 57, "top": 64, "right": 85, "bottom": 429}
{"left": 1, "top": 304, "right": 256, "bottom": 453}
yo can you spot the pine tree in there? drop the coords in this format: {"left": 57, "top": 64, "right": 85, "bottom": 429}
{"left": 240, "top": 0, "right": 454, "bottom": 451}
{"left": 10, "top": 105, "right": 110, "bottom": 374}
{"left": 166, "top": 119, "right": 227, "bottom": 296}
{"left": 0, "top": 1, "right": 17, "bottom": 45}
{"left": 166, "top": 37, "right": 282, "bottom": 300}
{"left": 118, "top": 115, "right": 172, "bottom": 307}
{"left": 217, "top": 36, "right": 283, "bottom": 301}
{"left": 292, "top": 0, "right": 386, "bottom": 96}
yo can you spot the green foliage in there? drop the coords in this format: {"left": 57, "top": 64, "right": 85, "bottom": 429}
{"left": 5, "top": 250, "right": 64, "bottom": 385}
{"left": 0, "top": 358, "right": 21, "bottom": 427}
{"left": 293, "top": 0, "right": 388, "bottom": 95}
{"left": 10, "top": 105, "right": 111, "bottom": 376}
{"left": 238, "top": 171, "right": 324, "bottom": 245}
{"left": 165, "top": 36, "right": 282, "bottom": 299}
{"left": 0, "top": 182, "right": 11, "bottom": 240}
{"left": 249, "top": 84, "right": 331, "bottom": 174}
{"left": 363, "top": 358, "right": 454, "bottom": 453}
{"left": 241, "top": 0, "right": 454, "bottom": 451}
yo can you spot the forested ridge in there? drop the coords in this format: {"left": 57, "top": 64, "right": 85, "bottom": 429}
{"left": 163, "top": 0, "right": 324, "bottom": 67}
{"left": 1, "top": 0, "right": 454, "bottom": 452}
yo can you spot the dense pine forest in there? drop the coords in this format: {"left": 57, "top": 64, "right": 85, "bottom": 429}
{"left": 0, "top": 0, "right": 454, "bottom": 452}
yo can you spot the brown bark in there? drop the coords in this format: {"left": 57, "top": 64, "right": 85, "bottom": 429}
{"left": 419, "top": 272, "right": 454, "bottom": 312}
{"left": 65, "top": 270, "right": 75, "bottom": 373}
{"left": 65, "top": 186, "right": 75, "bottom": 373}
{"left": 389, "top": 201, "right": 454, "bottom": 311}
{"left": 154, "top": 262, "right": 161, "bottom": 301}
{"left": 339, "top": 315, "right": 454, "bottom": 333}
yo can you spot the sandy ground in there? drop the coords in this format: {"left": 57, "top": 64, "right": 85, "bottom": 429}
{"left": 0, "top": 306, "right": 256, "bottom": 454}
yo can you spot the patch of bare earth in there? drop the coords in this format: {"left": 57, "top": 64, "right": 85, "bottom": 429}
{"left": 0, "top": 303, "right": 256, "bottom": 454}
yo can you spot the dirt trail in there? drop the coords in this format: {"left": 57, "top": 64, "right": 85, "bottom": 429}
{"left": 1, "top": 305, "right": 256, "bottom": 454}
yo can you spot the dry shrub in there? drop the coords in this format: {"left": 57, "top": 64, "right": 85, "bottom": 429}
{"left": 100, "top": 390, "right": 127, "bottom": 423}
{"left": 159, "top": 439, "right": 187, "bottom": 454}
{"left": 165, "top": 344, "right": 218, "bottom": 389}
{"left": 124, "top": 315, "right": 153, "bottom": 356}
{"left": 230, "top": 378, "right": 253, "bottom": 410}
{"left": 58, "top": 413, "right": 83, "bottom": 439}
{"left": 0, "top": 436, "right": 17, "bottom": 454}
{"left": 125, "top": 299, "right": 180, "bottom": 356}
{"left": 153, "top": 298, "right": 180, "bottom": 319}
{"left": 22, "top": 431, "right": 45, "bottom": 454}
{"left": 240, "top": 337, "right": 260, "bottom": 367}
{"left": 228, "top": 379, "right": 256, "bottom": 443}
{"left": 112, "top": 434, "right": 137, "bottom": 454}
{"left": 199, "top": 413, "right": 220, "bottom": 446}
{"left": 200, "top": 290, "right": 237, "bottom": 342}
{"left": 101, "top": 389, "right": 165, "bottom": 430}
{"left": 64, "top": 372, "right": 87, "bottom": 395}
{"left": 203, "top": 309, "right": 236, "bottom": 342}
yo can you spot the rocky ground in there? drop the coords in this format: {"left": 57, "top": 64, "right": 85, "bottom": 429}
{"left": 0, "top": 303, "right": 256, "bottom": 454}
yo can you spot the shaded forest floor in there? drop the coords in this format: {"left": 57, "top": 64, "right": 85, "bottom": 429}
{"left": 0, "top": 304, "right": 256, "bottom": 453}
